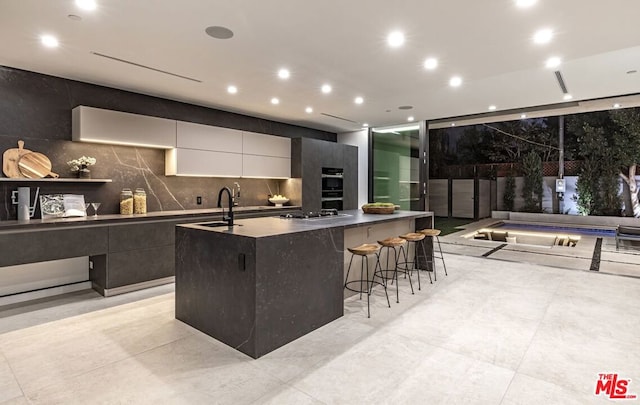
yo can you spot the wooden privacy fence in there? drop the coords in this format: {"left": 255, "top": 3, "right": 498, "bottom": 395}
{"left": 434, "top": 160, "right": 582, "bottom": 179}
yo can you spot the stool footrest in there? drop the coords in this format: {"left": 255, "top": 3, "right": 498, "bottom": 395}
{"left": 344, "top": 279, "right": 387, "bottom": 294}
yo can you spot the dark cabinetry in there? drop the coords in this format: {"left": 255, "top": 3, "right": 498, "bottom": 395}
{"left": 92, "top": 216, "right": 219, "bottom": 294}
{"left": 0, "top": 208, "right": 296, "bottom": 297}
{"left": 291, "top": 138, "right": 358, "bottom": 212}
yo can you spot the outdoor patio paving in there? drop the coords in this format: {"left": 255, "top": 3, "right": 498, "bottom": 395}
{"left": 439, "top": 219, "right": 640, "bottom": 279}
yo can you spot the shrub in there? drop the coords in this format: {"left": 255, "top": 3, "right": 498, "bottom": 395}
{"left": 521, "top": 151, "right": 543, "bottom": 212}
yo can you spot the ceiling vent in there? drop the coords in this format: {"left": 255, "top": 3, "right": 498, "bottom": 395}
{"left": 320, "top": 112, "right": 358, "bottom": 123}
{"left": 554, "top": 70, "right": 569, "bottom": 94}
{"left": 91, "top": 52, "right": 202, "bottom": 83}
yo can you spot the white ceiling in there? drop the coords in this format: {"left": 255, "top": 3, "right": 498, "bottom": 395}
{"left": 1, "top": 0, "right": 639, "bottom": 134}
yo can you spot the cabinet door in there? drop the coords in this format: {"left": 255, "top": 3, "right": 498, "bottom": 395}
{"left": 167, "top": 148, "right": 242, "bottom": 177}
{"left": 242, "top": 155, "right": 291, "bottom": 178}
{"left": 177, "top": 121, "right": 243, "bottom": 153}
{"left": 72, "top": 106, "right": 176, "bottom": 148}
{"left": 242, "top": 132, "right": 291, "bottom": 158}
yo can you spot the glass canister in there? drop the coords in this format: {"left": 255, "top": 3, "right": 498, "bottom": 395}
{"left": 134, "top": 188, "right": 147, "bottom": 214}
{"left": 120, "top": 188, "right": 134, "bottom": 215}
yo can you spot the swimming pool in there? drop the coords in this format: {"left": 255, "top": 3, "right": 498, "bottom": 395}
{"left": 461, "top": 221, "right": 617, "bottom": 247}
{"left": 492, "top": 222, "right": 616, "bottom": 237}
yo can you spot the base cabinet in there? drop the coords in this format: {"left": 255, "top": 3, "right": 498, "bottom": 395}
{"left": 0, "top": 209, "right": 297, "bottom": 299}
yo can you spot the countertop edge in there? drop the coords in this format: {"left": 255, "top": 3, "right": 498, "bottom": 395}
{"left": 179, "top": 210, "right": 434, "bottom": 238}
{"left": 0, "top": 205, "right": 301, "bottom": 231}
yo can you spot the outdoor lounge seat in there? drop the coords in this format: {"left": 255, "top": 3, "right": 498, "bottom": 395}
{"left": 615, "top": 225, "right": 640, "bottom": 250}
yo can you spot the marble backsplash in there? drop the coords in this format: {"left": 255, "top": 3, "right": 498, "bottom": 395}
{"left": 0, "top": 136, "right": 301, "bottom": 220}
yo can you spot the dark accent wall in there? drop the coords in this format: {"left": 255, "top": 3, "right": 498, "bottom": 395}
{"left": 0, "top": 66, "right": 336, "bottom": 142}
{"left": 292, "top": 138, "right": 358, "bottom": 212}
{"left": 0, "top": 66, "right": 335, "bottom": 220}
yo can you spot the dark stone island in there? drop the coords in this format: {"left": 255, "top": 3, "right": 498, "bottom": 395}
{"left": 175, "top": 210, "right": 432, "bottom": 358}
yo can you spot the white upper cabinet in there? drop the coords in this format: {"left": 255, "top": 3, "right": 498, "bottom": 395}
{"left": 177, "top": 121, "right": 242, "bottom": 153}
{"left": 242, "top": 131, "right": 290, "bottom": 158}
{"left": 72, "top": 106, "right": 290, "bottom": 178}
{"left": 72, "top": 106, "right": 176, "bottom": 148}
{"left": 242, "top": 131, "right": 291, "bottom": 178}
{"left": 167, "top": 122, "right": 243, "bottom": 177}
{"left": 169, "top": 127, "right": 291, "bottom": 178}
{"left": 242, "top": 155, "right": 291, "bottom": 178}
{"left": 165, "top": 148, "right": 242, "bottom": 177}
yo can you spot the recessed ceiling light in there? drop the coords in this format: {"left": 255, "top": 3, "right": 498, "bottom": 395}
{"left": 451, "top": 123, "right": 456, "bottom": 127}
{"left": 520, "top": 113, "right": 527, "bottom": 119}
{"left": 398, "top": 105, "right": 413, "bottom": 110}
{"left": 227, "top": 85, "right": 237, "bottom": 94}
{"left": 613, "top": 103, "right": 622, "bottom": 108}
{"left": 67, "top": 14, "right": 82, "bottom": 21}
{"left": 488, "top": 105, "right": 497, "bottom": 111}
{"left": 40, "top": 34, "right": 59, "bottom": 48}
{"left": 533, "top": 28, "right": 553, "bottom": 44}
{"left": 321, "top": 84, "right": 332, "bottom": 94}
{"left": 545, "top": 57, "right": 561, "bottom": 68}
{"left": 205, "top": 26, "right": 234, "bottom": 40}
{"left": 305, "top": 107, "right": 313, "bottom": 113}
{"left": 271, "top": 97, "right": 280, "bottom": 105}
{"left": 515, "top": 0, "right": 537, "bottom": 8}
{"left": 407, "top": 116, "right": 415, "bottom": 122}
{"left": 563, "top": 94, "right": 573, "bottom": 100}
{"left": 387, "top": 31, "right": 405, "bottom": 48}
{"left": 423, "top": 57, "right": 438, "bottom": 70}
{"left": 449, "top": 76, "right": 463, "bottom": 87}
{"left": 75, "top": 0, "right": 97, "bottom": 11}
{"left": 278, "top": 68, "right": 290, "bottom": 79}
{"left": 354, "top": 96, "right": 364, "bottom": 105}
{"left": 362, "top": 123, "right": 369, "bottom": 127}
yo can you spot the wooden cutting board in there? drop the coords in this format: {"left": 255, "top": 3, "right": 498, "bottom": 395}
{"left": 17, "top": 152, "right": 59, "bottom": 178}
{"left": 2, "top": 140, "right": 32, "bottom": 178}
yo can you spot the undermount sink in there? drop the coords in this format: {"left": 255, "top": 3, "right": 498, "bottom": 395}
{"left": 198, "top": 222, "right": 242, "bottom": 228}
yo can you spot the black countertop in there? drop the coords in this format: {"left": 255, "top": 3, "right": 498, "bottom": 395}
{"left": 179, "top": 210, "right": 434, "bottom": 238}
{"left": 0, "top": 205, "right": 300, "bottom": 231}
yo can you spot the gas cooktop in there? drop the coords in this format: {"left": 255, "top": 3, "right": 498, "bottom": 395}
{"left": 280, "top": 209, "right": 342, "bottom": 219}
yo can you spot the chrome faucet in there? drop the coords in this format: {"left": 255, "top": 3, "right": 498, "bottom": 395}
{"left": 217, "top": 187, "right": 234, "bottom": 226}
{"left": 232, "top": 182, "right": 241, "bottom": 207}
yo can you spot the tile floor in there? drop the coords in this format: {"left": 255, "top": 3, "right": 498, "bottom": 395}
{"left": 1, "top": 254, "right": 639, "bottom": 404}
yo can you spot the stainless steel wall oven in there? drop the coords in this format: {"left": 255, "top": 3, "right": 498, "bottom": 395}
{"left": 321, "top": 167, "right": 343, "bottom": 210}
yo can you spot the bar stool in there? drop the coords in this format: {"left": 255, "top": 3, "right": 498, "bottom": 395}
{"left": 377, "top": 237, "right": 414, "bottom": 303}
{"left": 344, "top": 243, "right": 391, "bottom": 318}
{"left": 418, "top": 229, "right": 448, "bottom": 281}
{"left": 398, "top": 232, "right": 432, "bottom": 289}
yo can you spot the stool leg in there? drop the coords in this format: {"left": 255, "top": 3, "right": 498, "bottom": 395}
{"left": 385, "top": 247, "right": 392, "bottom": 286}
{"left": 391, "top": 246, "right": 399, "bottom": 303}
{"left": 374, "top": 252, "right": 391, "bottom": 309}
{"left": 360, "top": 256, "right": 366, "bottom": 300}
{"left": 399, "top": 244, "right": 419, "bottom": 291}
{"left": 410, "top": 242, "right": 422, "bottom": 290}
{"left": 421, "top": 239, "right": 433, "bottom": 284}
{"left": 397, "top": 245, "right": 414, "bottom": 296}
{"left": 344, "top": 254, "right": 355, "bottom": 290}
{"left": 364, "top": 256, "right": 370, "bottom": 317}
{"left": 436, "top": 236, "right": 448, "bottom": 276}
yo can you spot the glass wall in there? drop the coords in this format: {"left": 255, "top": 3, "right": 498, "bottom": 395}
{"left": 371, "top": 125, "right": 423, "bottom": 210}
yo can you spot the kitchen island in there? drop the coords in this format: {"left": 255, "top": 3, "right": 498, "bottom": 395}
{"left": 175, "top": 209, "right": 432, "bottom": 358}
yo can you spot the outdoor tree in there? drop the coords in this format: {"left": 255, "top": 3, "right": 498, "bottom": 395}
{"left": 568, "top": 108, "right": 640, "bottom": 216}
{"left": 521, "top": 151, "right": 543, "bottom": 212}
{"left": 610, "top": 108, "right": 640, "bottom": 217}
{"left": 503, "top": 171, "right": 516, "bottom": 211}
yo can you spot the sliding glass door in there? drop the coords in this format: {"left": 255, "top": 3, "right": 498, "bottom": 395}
{"left": 370, "top": 123, "right": 426, "bottom": 211}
